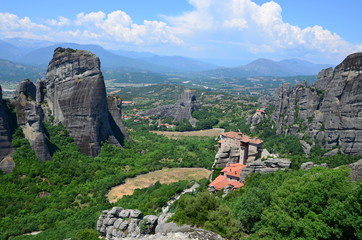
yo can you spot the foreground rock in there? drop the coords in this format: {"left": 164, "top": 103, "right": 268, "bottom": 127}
{"left": 270, "top": 53, "right": 362, "bottom": 155}
{"left": 45, "top": 47, "right": 124, "bottom": 156}
{"left": 97, "top": 207, "right": 223, "bottom": 240}
{"left": 139, "top": 90, "right": 201, "bottom": 126}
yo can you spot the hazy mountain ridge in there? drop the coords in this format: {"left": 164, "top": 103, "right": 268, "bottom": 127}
{"left": 0, "top": 39, "right": 217, "bottom": 73}
{"left": 0, "top": 59, "right": 45, "bottom": 81}
{"left": 204, "top": 58, "right": 333, "bottom": 77}
{"left": 0, "top": 38, "right": 333, "bottom": 83}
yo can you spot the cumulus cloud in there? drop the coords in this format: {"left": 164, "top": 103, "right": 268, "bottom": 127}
{"left": 0, "top": 1, "right": 360, "bottom": 63}
{"left": 0, "top": 13, "right": 49, "bottom": 31}
{"left": 165, "top": 0, "right": 359, "bottom": 60}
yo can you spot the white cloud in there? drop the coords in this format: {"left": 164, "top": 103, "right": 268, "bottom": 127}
{"left": 0, "top": 13, "right": 49, "bottom": 31}
{"left": 165, "top": 0, "right": 359, "bottom": 60}
{"left": 47, "top": 16, "right": 71, "bottom": 27}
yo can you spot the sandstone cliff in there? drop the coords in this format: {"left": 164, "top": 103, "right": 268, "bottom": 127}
{"left": 45, "top": 47, "right": 124, "bottom": 156}
{"left": 139, "top": 90, "right": 201, "bottom": 126}
{"left": 270, "top": 53, "right": 362, "bottom": 155}
{"left": 15, "top": 79, "right": 51, "bottom": 161}
{"left": 0, "top": 85, "right": 15, "bottom": 172}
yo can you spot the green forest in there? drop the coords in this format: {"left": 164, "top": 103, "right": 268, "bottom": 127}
{"left": 1, "top": 84, "right": 362, "bottom": 240}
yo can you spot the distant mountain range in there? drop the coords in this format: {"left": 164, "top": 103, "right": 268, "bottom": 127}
{"left": 203, "top": 58, "right": 333, "bottom": 77}
{"left": 0, "top": 39, "right": 216, "bottom": 73}
{"left": 0, "top": 38, "right": 334, "bottom": 83}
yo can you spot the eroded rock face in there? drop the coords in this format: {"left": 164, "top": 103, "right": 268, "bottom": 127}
{"left": 270, "top": 53, "right": 362, "bottom": 155}
{"left": 0, "top": 85, "right": 14, "bottom": 164}
{"left": 45, "top": 47, "right": 122, "bottom": 156}
{"left": 15, "top": 80, "right": 51, "bottom": 162}
{"left": 107, "top": 96, "right": 133, "bottom": 144}
{"left": 139, "top": 90, "right": 201, "bottom": 126}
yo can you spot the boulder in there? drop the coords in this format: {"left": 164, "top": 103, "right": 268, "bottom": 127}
{"left": 348, "top": 159, "right": 362, "bottom": 182}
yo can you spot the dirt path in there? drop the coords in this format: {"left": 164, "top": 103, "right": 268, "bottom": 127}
{"left": 150, "top": 128, "right": 224, "bottom": 138}
{"left": 107, "top": 168, "right": 211, "bottom": 203}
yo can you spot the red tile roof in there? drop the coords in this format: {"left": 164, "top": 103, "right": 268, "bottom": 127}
{"left": 222, "top": 132, "right": 263, "bottom": 145}
{"left": 209, "top": 175, "right": 244, "bottom": 190}
{"left": 221, "top": 163, "right": 246, "bottom": 178}
{"left": 256, "top": 109, "right": 265, "bottom": 113}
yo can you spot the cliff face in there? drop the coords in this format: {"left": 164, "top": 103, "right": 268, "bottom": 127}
{"left": 271, "top": 53, "right": 362, "bottom": 155}
{"left": 0, "top": 85, "right": 15, "bottom": 171}
{"left": 139, "top": 90, "right": 201, "bottom": 126}
{"left": 15, "top": 79, "right": 51, "bottom": 162}
{"left": 45, "top": 47, "right": 123, "bottom": 156}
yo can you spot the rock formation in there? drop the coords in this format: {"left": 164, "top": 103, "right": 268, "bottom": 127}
{"left": 107, "top": 95, "right": 133, "bottom": 144}
{"left": 45, "top": 47, "right": 124, "bottom": 156}
{"left": 239, "top": 158, "right": 291, "bottom": 181}
{"left": 97, "top": 207, "right": 223, "bottom": 240}
{"left": 348, "top": 159, "right": 362, "bottom": 182}
{"left": 269, "top": 53, "right": 362, "bottom": 155}
{"left": 139, "top": 90, "right": 201, "bottom": 126}
{"left": 15, "top": 79, "right": 51, "bottom": 161}
{"left": 0, "top": 85, "right": 13, "bottom": 161}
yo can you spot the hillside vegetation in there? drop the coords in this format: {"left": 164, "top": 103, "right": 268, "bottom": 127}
{"left": 0, "top": 124, "right": 215, "bottom": 240}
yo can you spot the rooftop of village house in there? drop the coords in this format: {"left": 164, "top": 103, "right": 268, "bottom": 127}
{"left": 209, "top": 163, "right": 246, "bottom": 190}
{"left": 221, "top": 131, "right": 263, "bottom": 144}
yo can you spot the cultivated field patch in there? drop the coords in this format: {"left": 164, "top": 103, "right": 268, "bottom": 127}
{"left": 107, "top": 168, "right": 211, "bottom": 203}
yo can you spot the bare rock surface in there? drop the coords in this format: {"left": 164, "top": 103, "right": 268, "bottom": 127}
{"left": 348, "top": 159, "right": 362, "bottom": 182}
{"left": 270, "top": 53, "right": 362, "bottom": 155}
{"left": 45, "top": 47, "right": 123, "bottom": 156}
{"left": 139, "top": 90, "right": 201, "bottom": 126}
{"left": 15, "top": 79, "right": 51, "bottom": 161}
{"left": 97, "top": 208, "right": 223, "bottom": 240}
{"left": 0, "top": 155, "right": 15, "bottom": 173}
{"left": 0, "top": 85, "right": 14, "bottom": 164}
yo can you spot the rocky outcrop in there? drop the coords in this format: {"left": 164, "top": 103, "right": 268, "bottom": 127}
{"left": 139, "top": 90, "right": 201, "bottom": 126}
{"left": 107, "top": 96, "right": 133, "bottom": 144}
{"left": 45, "top": 47, "right": 123, "bottom": 156}
{"left": 348, "top": 159, "right": 362, "bottom": 182}
{"left": 300, "top": 162, "right": 328, "bottom": 170}
{"left": 97, "top": 207, "right": 223, "bottom": 240}
{"left": 214, "top": 146, "right": 242, "bottom": 168}
{"left": 0, "top": 85, "right": 14, "bottom": 165}
{"left": 270, "top": 53, "right": 362, "bottom": 155}
{"left": 240, "top": 158, "right": 291, "bottom": 181}
{"left": 15, "top": 79, "right": 51, "bottom": 162}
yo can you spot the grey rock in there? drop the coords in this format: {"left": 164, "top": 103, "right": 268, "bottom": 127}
{"left": 113, "top": 218, "right": 123, "bottom": 229}
{"left": 155, "top": 213, "right": 191, "bottom": 234}
{"left": 300, "top": 161, "right": 315, "bottom": 170}
{"left": 269, "top": 53, "right": 362, "bottom": 155}
{"left": 107, "top": 95, "right": 133, "bottom": 144}
{"left": 0, "top": 155, "right": 15, "bottom": 173}
{"left": 0, "top": 86, "right": 14, "bottom": 164}
{"left": 348, "top": 159, "right": 362, "bottom": 182}
{"left": 139, "top": 90, "right": 201, "bottom": 126}
{"left": 15, "top": 80, "right": 51, "bottom": 162}
{"left": 109, "top": 207, "right": 123, "bottom": 217}
{"left": 45, "top": 47, "right": 124, "bottom": 156}
{"left": 119, "top": 209, "right": 131, "bottom": 218}
{"left": 323, "top": 149, "right": 339, "bottom": 157}
{"left": 119, "top": 220, "right": 129, "bottom": 231}
{"left": 263, "top": 158, "right": 291, "bottom": 168}
{"left": 130, "top": 209, "right": 142, "bottom": 219}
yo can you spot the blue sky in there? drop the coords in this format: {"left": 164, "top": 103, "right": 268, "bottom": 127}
{"left": 1, "top": 0, "right": 361, "bottom": 65}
